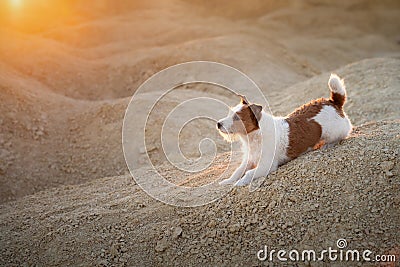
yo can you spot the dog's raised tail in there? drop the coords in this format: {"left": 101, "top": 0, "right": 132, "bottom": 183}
{"left": 328, "top": 73, "right": 346, "bottom": 108}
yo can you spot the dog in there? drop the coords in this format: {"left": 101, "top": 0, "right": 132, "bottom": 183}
{"left": 217, "top": 74, "right": 352, "bottom": 186}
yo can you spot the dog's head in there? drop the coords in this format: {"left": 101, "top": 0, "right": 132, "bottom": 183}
{"left": 217, "top": 95, "right": 263, "bottom": 142}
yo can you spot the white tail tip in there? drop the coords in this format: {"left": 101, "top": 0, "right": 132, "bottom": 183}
{"left": 328, "top": 73, "right": 346, "bottom": 95}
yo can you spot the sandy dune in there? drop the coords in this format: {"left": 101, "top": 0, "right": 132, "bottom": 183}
{"left": 1, "top": 119, "right": 399, "bottom": 266}
{"left": 1, "top": 0, "right": 399, "bottom": 202}
{"left": 0, "top": 0, "right": 399, "bottom": 266}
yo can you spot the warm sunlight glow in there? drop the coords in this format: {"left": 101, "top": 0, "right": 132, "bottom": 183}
{"left": 10, "top": 0, "right": 22, "bottom": 7}
{"left": 0, "top": 0, "right": 79, "bottom": 33}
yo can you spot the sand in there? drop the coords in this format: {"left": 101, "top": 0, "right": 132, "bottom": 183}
{"left": 0, "top": 0, "right": 399, "bottom": 266}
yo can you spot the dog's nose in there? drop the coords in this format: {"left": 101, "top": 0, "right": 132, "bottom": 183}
{"left": 217, "top": 122, "right": 222, "bottom": 129}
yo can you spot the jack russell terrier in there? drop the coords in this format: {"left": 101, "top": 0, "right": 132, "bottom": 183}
{"left": 217, "top": 74, "right": 352, "bottom": 186}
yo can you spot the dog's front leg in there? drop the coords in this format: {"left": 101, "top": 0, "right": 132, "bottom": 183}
{"left": 234, "top": 162, "right": 277, "bottom": 187}
{"left": 219, "top": 161, "right": 249, "bottom": 185}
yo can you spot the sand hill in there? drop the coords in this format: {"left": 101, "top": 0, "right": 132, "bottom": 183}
{"left": 0, "top": 0, "right": 399, "bottom": 266}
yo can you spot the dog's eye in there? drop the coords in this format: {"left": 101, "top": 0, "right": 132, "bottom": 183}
{"left": 233, "top": 114, "right": 240, "bottom": 121}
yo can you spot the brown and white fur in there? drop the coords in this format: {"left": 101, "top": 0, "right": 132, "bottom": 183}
{"left": 217, "top": 74, "right": 352, "bottom": 186}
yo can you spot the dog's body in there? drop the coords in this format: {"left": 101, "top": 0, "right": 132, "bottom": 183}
{"left": 217, "top": 74, "right": 352, "bottom": 186}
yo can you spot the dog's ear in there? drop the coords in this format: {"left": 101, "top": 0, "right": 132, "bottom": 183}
{"left": 249, "top": 104, "right": 263, "bottom": 121}
{"left": 238, "top": 94, "right": 249, "bottom": 105}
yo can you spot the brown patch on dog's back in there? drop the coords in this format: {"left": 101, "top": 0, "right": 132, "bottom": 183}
{"left": 285, "top": 96, "right": 346, "bottom": 159}
{"left": 285, "top": 99, "right": 323, "bottom": 159}
{"left": 236, "top": 104, "right": 259, "bottom": 134}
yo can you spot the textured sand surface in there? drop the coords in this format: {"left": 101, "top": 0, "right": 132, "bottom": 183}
{"left": 0, "top": 1, "right": 399, "bottom": 266}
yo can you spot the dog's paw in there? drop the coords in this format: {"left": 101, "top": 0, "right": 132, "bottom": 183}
{"left": 234, "top": 176, "right": 252, "bottom": 186}
{"left": 219, "top": 178, "right": 235, "bottom": 185}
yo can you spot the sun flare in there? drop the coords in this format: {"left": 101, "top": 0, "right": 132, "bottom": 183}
{"left": 0, "top": 0, "right": 78, "bottom": 33}
{"left": 10, "top": 0, "right": 22, "bottom": 7}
